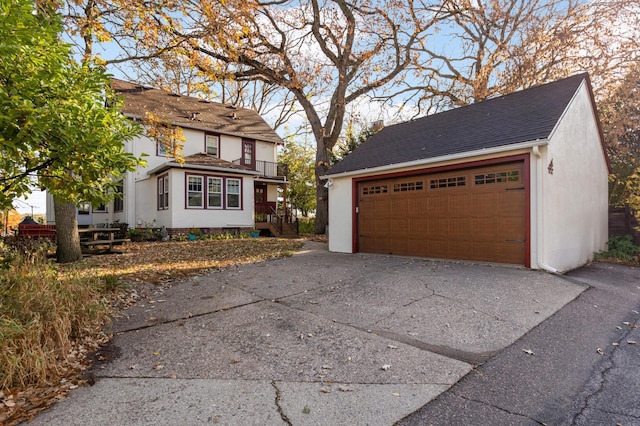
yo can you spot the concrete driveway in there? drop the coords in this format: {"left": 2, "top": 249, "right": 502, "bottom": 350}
{"left": 31, "top": 241, "right": 585, "bottom": 425}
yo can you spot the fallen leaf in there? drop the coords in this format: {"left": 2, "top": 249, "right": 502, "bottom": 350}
{"left": 338, "top": 385, "right": 353, "bottom": 392}
{"left": 596, "top": 348, "right": 604, "bottom": 355}
{"left": 381, "top": 364, "right": 392, "bottom": 371}
{"left": 319, "top": 388, "right": 332, "bottom": 394}
{"left": 387, "top": 345, "right": 398, "bottom": 349}
{"left": 322, "top": 365, "right": 333, "bottom": 370}
{"left": 627, "top": 340, "right": 638, "bottom": 345}
{"left": 392, "top": 392, "right": 401, "bottom": 397}
{"left": 522, "top": 349, "right": 534, "bottom": 356}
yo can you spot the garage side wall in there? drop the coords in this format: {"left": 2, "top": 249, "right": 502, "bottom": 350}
{"left": 327, "top": 176, "right": 354, "bottom": 253}
{"left": 539, "top": 82, "right": 609, "bottom": 272}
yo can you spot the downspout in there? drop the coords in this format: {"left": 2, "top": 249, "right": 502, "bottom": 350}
{"left": 533, "top": 146, "right": 559, "bottom": 273}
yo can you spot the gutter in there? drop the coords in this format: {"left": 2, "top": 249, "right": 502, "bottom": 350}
{"left": 146, "top": 162, "right": 262, "bottom": 177}
{"left": 321, "top": 139, "right": 549, "bottom": 180}
{"left": 532, "top": 146, "right": 559, "bottom": 273}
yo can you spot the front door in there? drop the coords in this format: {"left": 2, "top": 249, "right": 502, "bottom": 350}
{"left": 255, "top": 183, "right": 268, "bottom": 222}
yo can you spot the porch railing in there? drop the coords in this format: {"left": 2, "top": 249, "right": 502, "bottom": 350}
{"left": 255, "top": 204, "right": 299, "bottom": 235}
{"left": 233, "top": 159, "right": 288, "bottom": 180}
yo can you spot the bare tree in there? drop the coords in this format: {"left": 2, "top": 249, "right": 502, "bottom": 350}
{"left": 381, "top": 0, "right": 639, "bottom": 115}
{"left": 111, "top": 0, "right": 455, "bottom": 233}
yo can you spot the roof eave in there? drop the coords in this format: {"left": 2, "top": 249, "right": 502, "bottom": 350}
{"left": 123, "top": 113, "right": 283, "bottom": 145}
{"left": 321, "top": 139, "right": 549, "bottom": 179}
{"left": 147, "top": 162, "right": 262, "bottom": 177}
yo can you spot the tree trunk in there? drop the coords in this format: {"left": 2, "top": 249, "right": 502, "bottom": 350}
{"left": 54, "top": 197, "right": 82, "bottom": 263}
{"left": 314, "top": 143, "right": 331, "bottom": 234}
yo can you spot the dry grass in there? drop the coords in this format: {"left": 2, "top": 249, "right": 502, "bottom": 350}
{"left": 0, "top": 250, "right": 109, "bottom": 391}
{"left": 0, "top": 237, "right": 304, "bottom": 424}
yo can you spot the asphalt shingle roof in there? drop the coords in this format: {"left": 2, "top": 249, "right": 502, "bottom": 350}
{"left": 327, "top": 73, "right": 588, "bottom": 175}
{"left": 111, "top": 79, "right": 283, "bottom": 145}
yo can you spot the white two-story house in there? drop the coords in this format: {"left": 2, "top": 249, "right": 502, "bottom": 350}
{"left": 47, "top": 79, "right": 293, "bottom": 236}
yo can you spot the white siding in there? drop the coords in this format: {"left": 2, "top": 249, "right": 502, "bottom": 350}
{"left": 533, "top": 82, "right": 609, "bottom": 272}
{"left": 327, "top": 177, "right": 354, "bottom": 253}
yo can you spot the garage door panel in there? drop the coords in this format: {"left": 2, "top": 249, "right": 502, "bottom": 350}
{"left": 358, "top": 161, "right": 526, "bottom": 264}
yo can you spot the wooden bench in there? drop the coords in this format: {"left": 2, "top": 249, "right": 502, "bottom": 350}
{"left": 80, "top": 238, "right": 130, "bottom": 252}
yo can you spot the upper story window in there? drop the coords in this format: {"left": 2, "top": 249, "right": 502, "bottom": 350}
{"left": 241, "top": 139, "right": 255, "bottom": 169}
{"left": 157, "top": 141, "right": 171, "bottom": 157}
{"left": 205, "top": 134, "right": 219, "bottom": 157}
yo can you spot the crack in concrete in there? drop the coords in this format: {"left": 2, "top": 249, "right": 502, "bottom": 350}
{"left": 452, "top": 392, "right": 548, "bottom": 425}
{"left": 113, "top": 299, "right": 267, "bottom": 335}
{"left": 569, "top": 321, "right": 639, "bottom": 425}
{"left": 271, "top": 381, "right": 292, "bottom": 426}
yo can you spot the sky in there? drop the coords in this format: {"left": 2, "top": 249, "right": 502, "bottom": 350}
{"left": 14, "top": 190, "right": 47, "bottom": 216}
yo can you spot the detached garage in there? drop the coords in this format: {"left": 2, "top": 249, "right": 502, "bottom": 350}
{"left": 324, "top": 73, "right": 610, "bottom": 273}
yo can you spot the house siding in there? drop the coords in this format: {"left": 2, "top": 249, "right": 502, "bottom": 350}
{"left": 532, "top": 82, "right": 608, "bottom": 272}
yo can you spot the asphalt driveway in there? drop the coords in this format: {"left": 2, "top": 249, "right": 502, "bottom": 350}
{"left": 30, "top": 241, "right": 585, "bottom": 425}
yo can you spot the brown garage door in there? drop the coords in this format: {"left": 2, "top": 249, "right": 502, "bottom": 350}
{"left": 358, "top": 162, "right": 526, "bottom": 264}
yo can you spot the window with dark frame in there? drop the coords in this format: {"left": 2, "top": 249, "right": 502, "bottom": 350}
{"left": 185, "top": 173, "right": 242, "bottom": 210}
{"left": 158, "top": 175, "right": 169, "bottom": 210}
{"left": 114, "top": 181, "right": 124, "bottom": 212}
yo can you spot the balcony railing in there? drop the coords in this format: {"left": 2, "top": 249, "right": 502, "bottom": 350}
{"left": 233, "top": 159, "right": 288, "bottom": 180}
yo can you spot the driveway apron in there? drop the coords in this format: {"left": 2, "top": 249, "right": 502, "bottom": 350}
{"left": 30, "top": 241, "right": 585, "bottom": 425}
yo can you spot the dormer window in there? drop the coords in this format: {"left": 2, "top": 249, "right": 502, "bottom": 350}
{"left": 205, "top": 134, "right": 219, "bottom": 157}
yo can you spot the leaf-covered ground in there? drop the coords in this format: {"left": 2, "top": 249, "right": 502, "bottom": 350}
{"left": 0, "top": 238, "right": 304, "bottom": 425}
{"left": 68, "top": 238, "right": 305, "bottom": 286}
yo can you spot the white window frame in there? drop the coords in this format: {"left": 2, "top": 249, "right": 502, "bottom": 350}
{"left": 205, "top": 134, "right": 219, "bottom": 157}
{"left": 187, "top": 175, "right": 204, "bottom": 208}
{"left": 226, "top": 178, "right": 241, "bottom": 209}
{"left": 207, "top": 177, "right": 222, "bottom": 209}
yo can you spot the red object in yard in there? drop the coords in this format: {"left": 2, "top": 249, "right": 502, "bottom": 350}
{"left": 18, "top": 224, "right": 56, "bottom": 239}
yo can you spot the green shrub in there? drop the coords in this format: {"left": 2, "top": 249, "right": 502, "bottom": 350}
{"left": 298, "top": 217, "right": 315, "bottom": 234}
{"left": 596, "top": 235, "right": 640, "bottom": 261}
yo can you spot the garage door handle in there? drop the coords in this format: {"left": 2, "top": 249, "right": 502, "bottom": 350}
{"left": 506, "top": 187, "right": 525, "bottom": 191}
{"left": 506, "top": 239, "right": 525, "bottom": 243}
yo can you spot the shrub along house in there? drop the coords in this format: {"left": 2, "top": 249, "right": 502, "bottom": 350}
{"left": 47, "top": 79, "right": 295, "bottom": 237}
{"left": 323, "top": 73, "right": 610, "bottom": 273}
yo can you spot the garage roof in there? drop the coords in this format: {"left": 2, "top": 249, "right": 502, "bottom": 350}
{"left": 326, "top": 73, "right": 589, "bottom": 176}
